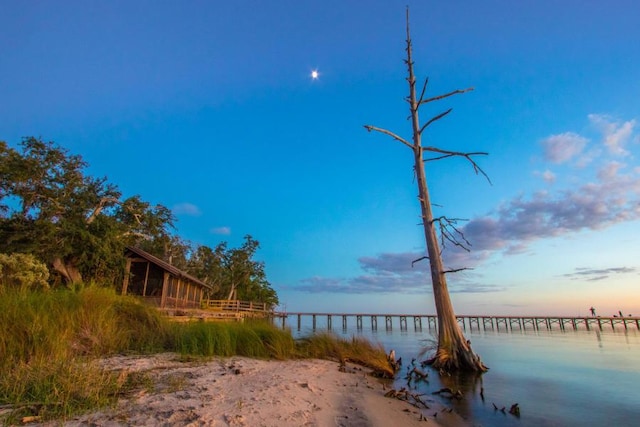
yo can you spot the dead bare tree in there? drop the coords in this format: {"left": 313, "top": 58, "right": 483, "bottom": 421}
{"left": 364, "top": 9, "right": 488, "bottom": 372}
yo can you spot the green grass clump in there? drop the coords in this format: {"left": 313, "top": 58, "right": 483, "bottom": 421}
{"left": 297, "top": 332, "right": 394, "bottom": 377}
{"left": 171, "top": 321, "right": 235, "bottom": 357}
{"left": 168, "top": 320, "right": 295, "bottom": 359}
{"left": 0, "top": 285, "right": 172, "bottom": 366}
{"left": 244, "top": 321, "right": 296, "bottom": 359}
{"left": 112, "top": 297, "right": 172, "bottom": 352}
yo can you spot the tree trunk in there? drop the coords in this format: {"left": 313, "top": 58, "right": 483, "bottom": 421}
{"left": 404, "top": 13, "right": 487, "bottom": 373}
{"left": 415, "top": 145, "right": 486, "bottom": 372}
{"left": 227, "top": 284, "right": 237, "bottom": 301}
{"left": 51, "top": 257, "right": 83, "bottom": 284}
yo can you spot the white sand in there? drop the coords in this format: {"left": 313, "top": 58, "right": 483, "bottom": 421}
{"left": 43, "top": 353, "right": 470, "bottom": 427}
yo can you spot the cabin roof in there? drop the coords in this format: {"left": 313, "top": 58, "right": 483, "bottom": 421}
{"left": 125, "top": 246, "right": 213, "bottom": 290}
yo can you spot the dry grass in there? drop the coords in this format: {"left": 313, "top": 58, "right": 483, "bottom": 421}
{"left": 296, "top": 332, "right": 395, "bottom": 378}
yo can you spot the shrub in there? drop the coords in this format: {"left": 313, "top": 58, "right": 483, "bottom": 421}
{"left": 0, "top": 253, "right": 49, "bottom": 291}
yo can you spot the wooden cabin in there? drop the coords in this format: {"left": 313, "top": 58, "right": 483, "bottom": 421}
{"left": 122, "top": 246, "right": 213, "bottom": 309}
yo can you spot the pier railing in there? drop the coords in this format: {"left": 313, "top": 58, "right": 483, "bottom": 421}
{"left": 202, "top": 299, "right": 274, "bottom": 314}
{"left": 273, "top": 312, "right": 640, "bottom": 332}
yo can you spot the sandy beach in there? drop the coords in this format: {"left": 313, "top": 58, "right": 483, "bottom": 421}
{"left": 41, "top": 353, "right": 469, "bottom": 427}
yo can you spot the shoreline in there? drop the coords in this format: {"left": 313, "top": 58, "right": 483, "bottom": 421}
{"left": 41, "top": 353, "right": 469, "bottom": 426}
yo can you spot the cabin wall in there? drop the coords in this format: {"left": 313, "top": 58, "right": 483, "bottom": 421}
{"left": 161, "top": 276, "right": 202, "bottom": 309}
{"left": 124, "top": 254, "right": 208, "bottom": 309}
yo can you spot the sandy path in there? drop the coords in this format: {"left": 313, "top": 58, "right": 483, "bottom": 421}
{"left": 43, "top": 353, "right": 469, "bottom": 427}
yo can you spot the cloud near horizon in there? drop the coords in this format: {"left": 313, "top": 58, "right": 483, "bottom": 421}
{"left": 562, "top": 266, "right": 638, "bottom": 282}
{"left": 290, "top": 253, "right": 429, "bottom": 294}
{"left": 292, "top": 114, "right": 640, "bottom": 295}
{"left": 289, "top": 252, "right": 505, "bottom": 295}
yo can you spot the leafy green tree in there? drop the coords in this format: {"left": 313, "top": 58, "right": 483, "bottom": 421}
{"left": 0, "top": 137, "right": 175, "bottom": 285}
{"left": 224, "top": 236, "right": 278, "bottom": 306}
{"left": 183, "top": 236, "right": 278, "bottom": 306}
{"left": 185, "top": 243, "right": 227, "bottom": 297}
{"left": 136, "top": 233, "right": 191, "bottom": 269}
{"left": 0, "top": 138, "right": 278, "bottom": 304}
{"left": 147, "top": 235, "right": 278, "bottom": 306}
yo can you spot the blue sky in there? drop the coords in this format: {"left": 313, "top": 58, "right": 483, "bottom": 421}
{"left": 2, "top": 1, "right": 639, "bottom": 316}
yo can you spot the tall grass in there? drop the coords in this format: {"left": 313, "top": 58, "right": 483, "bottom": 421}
{"left": 170, "top": 320, "right": 295, "bottom": 359}
{"left": 0, "top": 285, "right": 391, "bottom": 422}
{"left": 0, "top": 358, "right": 121, "bottom": 422}
{"left": 297, "top": 332, "right": 395, "bottom": 377}
{"left": 0, "top": 286, "right": 172, "bottom": 422}
{"left": 0, "top": 285, "right": 169, "bottom": 366}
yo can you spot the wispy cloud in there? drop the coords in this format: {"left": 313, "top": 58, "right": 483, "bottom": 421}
{"left": 359, "top": 252, "right": 422, "bottom": 274}
{"left": 457, "top": 173, "right": 640, "bottom": 259}
{"left": 292, "top": 254, "right": 429, "bottom": 294}
{"left": 450, "top": 283, "right": 507, "bottom": 293}
{"left": 172, "top": 202, "right": 202, "bottom": 216}
{"left": 293, "top": 114, "right": 640, "bottom": 295}
{"left": 210, "top": 226, "right": 231, "bottom": 235}
{"left": 589, "top": 113, "right": 636, "bottom": 156}
{"left": 562, "top": 266, "right": 637, "bottom": 282}
{"left": 535, "top": 169, "right": 556, "bottom": 183}
{"left": 597, "top": 161, "right": 624, "bottom": 181}
{"left": 541, "top": 132, "right": 588, "bottom": 163}
{"left": 292, "top": 252, "right": 503, "bottom": 294}
{"left": 455, "top": 114, "right": 640, "bottom": 260}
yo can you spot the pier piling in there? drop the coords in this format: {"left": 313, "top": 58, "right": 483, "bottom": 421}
{"left": 275, "top": 313, "right": 639, "bottom": 333}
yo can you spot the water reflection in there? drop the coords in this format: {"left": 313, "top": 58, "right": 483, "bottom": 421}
{"left": 436, "top": 370, "right": 484, "bottom": 421}
{"left": 288, "top": 317, "right": 640, "bottom": 426}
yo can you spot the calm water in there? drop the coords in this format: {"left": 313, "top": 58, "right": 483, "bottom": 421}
{"left": 285, "top": 316, "right": 640, "bottom": 427}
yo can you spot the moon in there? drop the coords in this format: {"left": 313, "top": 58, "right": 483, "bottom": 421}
{"left": 311, "top": 70, "right": 319, "bottom": 80}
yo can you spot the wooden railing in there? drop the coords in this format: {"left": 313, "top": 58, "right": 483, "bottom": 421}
{"left": 202, "top": 299, "right": 273, "bottom": 314}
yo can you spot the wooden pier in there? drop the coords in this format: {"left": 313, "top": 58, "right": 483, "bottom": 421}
{"left": 274, "top": 313, "right": 640, "bottom": 332}
{"left": 163, "top": 300, "right": 274, "bottom": 322}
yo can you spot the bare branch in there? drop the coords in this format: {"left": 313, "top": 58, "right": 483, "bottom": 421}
{"left": 431, "top": 216, "right": 469, "bottom": 223}
{"left": 432, "top": 216, "right": 472, "bottom": 252}
{"left": 416, "top": 77, "right": 429, "bottom": 105}
{"left": 419, "top": 87, "right": 474, "bottom": 105}
{"left": 411, "top": 256, "right": 429, "bottom": 267}
{"left": 423, "top": 147, "right": 491, "bottom": 184}
{"left": 443, "top": 267, "right": 473, "bottom": 274}
{"left": 132, "top": 213, "right": 143, "bottom": 225}
{"left": 364, "top": 125, "right": 413, "bottom": 149}
{"left": 424, "top": 153, "right": 455, "bottom": 162}
{"left": 86, "top": 197, "right": 120, "bottom": 225}
{"left": 419, "top": 108, "right": 452, "bottom": 134}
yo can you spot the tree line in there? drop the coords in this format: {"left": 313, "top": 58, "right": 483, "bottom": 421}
{"left": 0, "top": 137, "right": 278, "bottom": 306}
